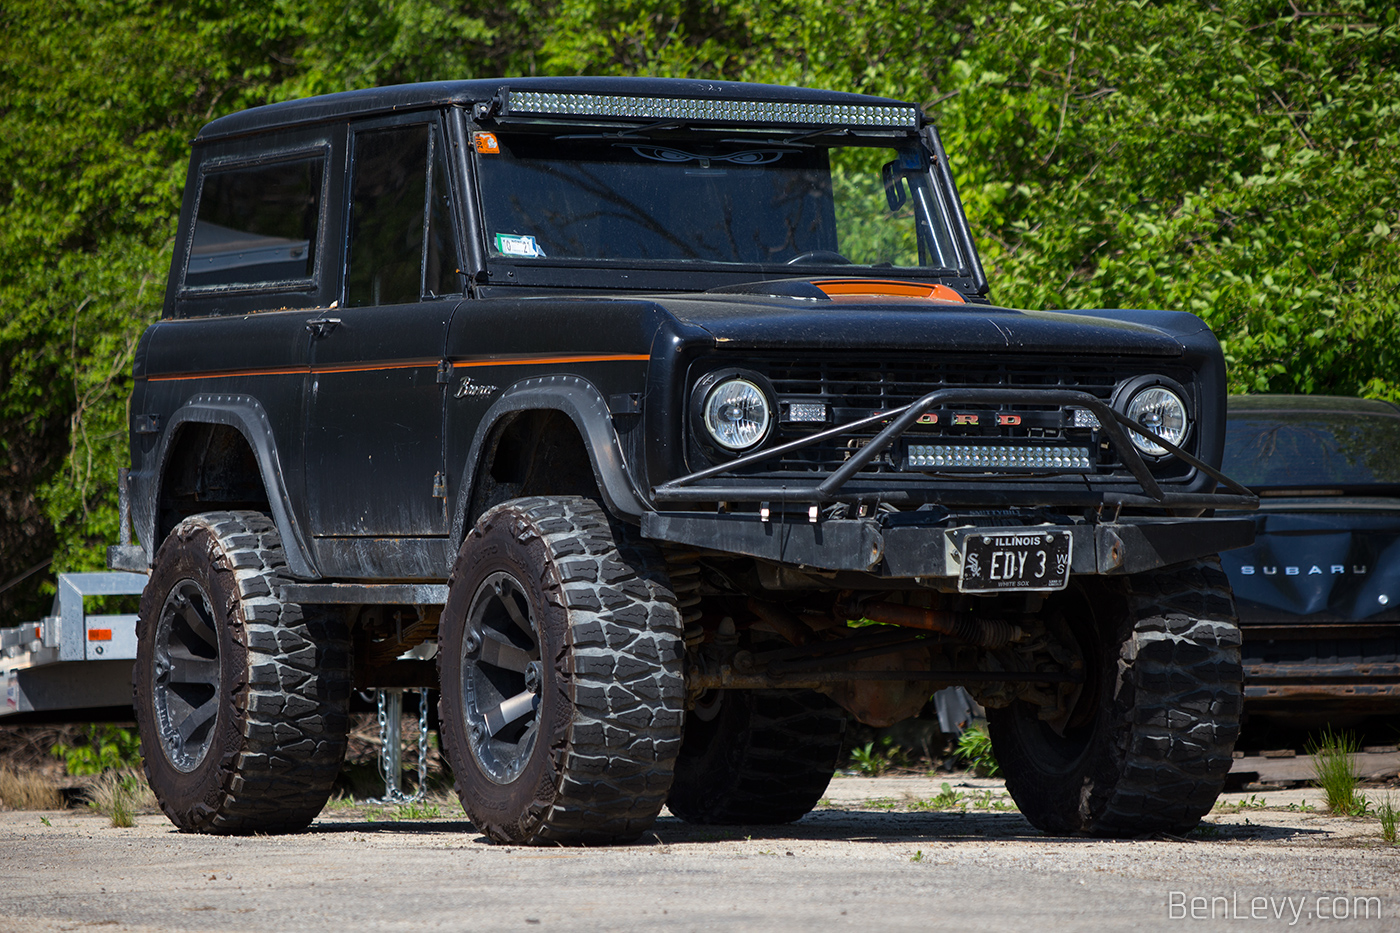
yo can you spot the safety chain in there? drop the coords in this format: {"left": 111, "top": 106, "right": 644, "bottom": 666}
{"left": 370, "top": 687, "right": 431, "bottom": 805}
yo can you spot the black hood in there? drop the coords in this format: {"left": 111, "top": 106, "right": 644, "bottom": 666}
{"left": 652, "top": 292, "right": 1205, "bottom": 356}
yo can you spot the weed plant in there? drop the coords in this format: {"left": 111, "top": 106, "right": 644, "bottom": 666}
{"left": 847, "top": 738, "right": 908, "bottom": 776}
{"left": 954, "top": 725, "right": 1000, "bottom": 777}
{"left": 86, "top": 770, "right": 154, "bottom": 827}
{"left": 1378, "top": 796, "right": 1398, "bottom": 845}
{"left": 1214, "top": 794, "right": 1268, "bottom": 813}
{"left": 1307, "top": 728, "right": 1370, "bottom": 817}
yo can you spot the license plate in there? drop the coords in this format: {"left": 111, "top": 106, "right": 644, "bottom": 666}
{"left": 957, "top": 530, "right": 1071, "bottom": 593}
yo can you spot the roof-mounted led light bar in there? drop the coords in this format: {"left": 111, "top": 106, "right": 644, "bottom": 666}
{"left": 499, "top": 89, "right": 921, "bottom": 129}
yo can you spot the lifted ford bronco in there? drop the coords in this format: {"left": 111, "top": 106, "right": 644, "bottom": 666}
{"left": 111, "top": 77, "right": 1256, "bottom": 842}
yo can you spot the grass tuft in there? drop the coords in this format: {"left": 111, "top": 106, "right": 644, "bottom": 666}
{"left": 1378, "top": 795, "right": 1398, "bottom": 845}
{"left": 0, "top": 767, "right": 64, "bottom": 810}
{"left": 86, "top": 770, "right": 155, "bottom": 828}
{"left": 1306, "top": 727, "right": 1370, "bottom": 817}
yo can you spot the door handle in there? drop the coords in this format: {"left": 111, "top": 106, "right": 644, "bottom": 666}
{"left": 306, "top": 317, "right": 341, "bottom": 338}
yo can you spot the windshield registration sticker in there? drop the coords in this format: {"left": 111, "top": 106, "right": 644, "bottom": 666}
{"left": 495, "top": 233, "right": 546, "bottom": 258}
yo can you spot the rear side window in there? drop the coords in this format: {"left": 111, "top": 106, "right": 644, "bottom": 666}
{"left": 1223, "top": 411, "right": 1400, "bottom": 487}
{"left": 185, "top": 156, "right": 325, "bottom": 289}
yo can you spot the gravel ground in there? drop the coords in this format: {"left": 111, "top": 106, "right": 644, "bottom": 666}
{"left": 1, "top": 775, "right": 1396, "bottom": 932}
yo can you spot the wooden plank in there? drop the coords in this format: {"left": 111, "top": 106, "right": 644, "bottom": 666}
{"left": 1230, "top": 749, "right": 1400, "bottom": 783}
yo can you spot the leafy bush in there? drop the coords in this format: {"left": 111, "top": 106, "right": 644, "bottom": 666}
{"left": 50, "top": 724, "right": 142, "bottom": 776}
{"left": 954, "top": 724, "right": 999, "bottom": 777}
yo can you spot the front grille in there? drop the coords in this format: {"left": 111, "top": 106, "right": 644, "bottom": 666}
{"left": 727, "top": 354, "right": 1195, "bottom": 479}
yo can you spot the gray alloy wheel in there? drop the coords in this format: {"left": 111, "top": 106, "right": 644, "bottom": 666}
{"left": 461, "top": 571, "right": 545, "bottom": 784}
{"left": 150, "top": 579, "right": 223, "bottom": 772}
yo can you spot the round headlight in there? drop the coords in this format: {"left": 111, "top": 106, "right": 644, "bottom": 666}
{"left": 702, "top": 378, "right": 771, "bottom": 451}
{"left": 1125, "top": 386, "right": 1188, "bottom": 456}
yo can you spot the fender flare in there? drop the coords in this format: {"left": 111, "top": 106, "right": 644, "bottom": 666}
{"left": 146, "top": 393, "right": 318, "bottom": 579}
{"left": 450, "top": 375, "right": 649, "bottom": 548}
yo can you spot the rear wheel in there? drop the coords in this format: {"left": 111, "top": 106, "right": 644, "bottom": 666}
{"left": 438, "top": 496, "right": 685, "bottom": 845}
{"left": 667, "top": 689, "right": 845, "bottom": 825}
{"left": 134, "top": 511, "right": 351, "bottom": 834}
{"left": 988, "top": 558, "right": 1242, "bottom": 836}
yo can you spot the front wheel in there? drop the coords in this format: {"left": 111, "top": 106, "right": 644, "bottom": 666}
{"left": 988, "top": 558, "right": 1242, "bottom": 837}
{"left": 438, "top": 497, "right": 685, "bottom": 845}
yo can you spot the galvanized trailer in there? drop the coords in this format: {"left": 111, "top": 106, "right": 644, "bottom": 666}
{"left": 1, "top": 571, "right": 148, "bottom": 722}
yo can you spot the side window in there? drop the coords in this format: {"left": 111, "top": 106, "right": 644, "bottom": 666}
{"left": 185, "top": 156, "right": 324, "bottom": 289}
{"left": 347, "top": 123, "right": 462, "bottom": 307}
{"left": 426, "top": 133, "right": 463, "bottom": 297}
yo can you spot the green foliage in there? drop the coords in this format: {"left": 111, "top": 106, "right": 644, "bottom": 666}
{"left": 1214, "top": 793, "right": 1267, "bottom": 813}
{"left": 847, "top": 736, "right": 912, "bottom": 775}
{"left": 954, "top": 724, "right": 999, "bottom": 777}
{"left": 847, "top": 740, "right": 890, "bottom": 776}
{"left": 906, "top": 782, "right": 1015, "bottom": 811}
{"left": 1378, "top": 795, "right": 1397, "bottom": 845}
{"left": 2, "top": 0, "right": 1397, "bottom": 605}
{"left": 931, "top": 781, "right": 964, "bottom": 810}
{"left": 935, "top": 0, "right": 1400, "bottom": 401}
{"left": 51, "top": 724, "right": 143, "bottom": 776}
{"left": 388, "top": 800, "right": 442, "bottom": 820}
{"left": 1306, "top": 726, "right": 1370, "bottom": 817}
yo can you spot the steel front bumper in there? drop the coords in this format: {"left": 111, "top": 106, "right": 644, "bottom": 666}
{"left": 641, "top": 511, "right": 1256, "bottom": 579}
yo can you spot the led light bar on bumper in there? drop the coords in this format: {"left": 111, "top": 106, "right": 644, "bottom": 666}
{"left": 905, "top": 443, "right": 1094, "bottom": 473}
{"left": 500, "top": 90, "right": 921, "bottom": 129}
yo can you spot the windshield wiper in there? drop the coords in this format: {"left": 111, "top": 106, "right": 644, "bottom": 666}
{"left": 553, "top": 120, "right": 686, "bottom": 142}
{"left": 717, "top": 126, "right": 853, "bottom": 148}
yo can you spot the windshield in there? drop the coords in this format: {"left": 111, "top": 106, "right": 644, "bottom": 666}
{"left": 474, "top": 133, "right": 965, "bottom": 272}
{"left": 1223, "top": 410, "right": 1400, "bottom": 487}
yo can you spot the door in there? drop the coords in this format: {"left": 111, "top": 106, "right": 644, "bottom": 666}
{"left": 305, "top": 116, "right": 466, "bottom": 544}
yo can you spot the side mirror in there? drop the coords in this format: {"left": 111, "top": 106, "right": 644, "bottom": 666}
{"left": 881, "top": 159, "right": 907, "bottom": 212}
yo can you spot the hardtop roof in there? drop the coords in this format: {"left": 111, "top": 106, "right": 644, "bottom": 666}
{"left": 197, "top": 77, "right": 917, "bottom": 143}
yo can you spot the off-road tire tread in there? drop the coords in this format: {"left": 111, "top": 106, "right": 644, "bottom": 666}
{"left": 1092, "top": 557, "right": 1242, "bottom": 835}
{"left": 444, "top": 496, "right": 685, "bottom": 845}
{"left": 996, "top": 557, "right": 1241, "bottom": 837}
{"left": 137, "top": 511, "right": 351, "bottom": 834}
{"left": 667, "top": 689, "right": 845, "bottom": 825}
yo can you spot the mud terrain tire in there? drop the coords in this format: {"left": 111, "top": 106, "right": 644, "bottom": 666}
{"left": 667, "top": 689, "right": 845, "bottom": 825}
{"left": 438, "top": 496, "right": 685, "bottom": 845}
{"left": 134, "top": 511, "right": 351, "bottom": 834}
{"left": 989, "top": 557, "right": 1242, "bottom": 836}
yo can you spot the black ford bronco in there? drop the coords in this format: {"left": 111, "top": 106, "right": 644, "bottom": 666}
{"left": 110, "top": 77, "right": 1257, "bottom": 843}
